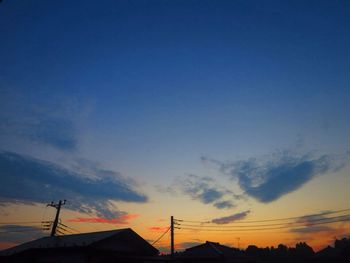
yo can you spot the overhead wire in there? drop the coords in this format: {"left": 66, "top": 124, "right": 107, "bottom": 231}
{"left": 66, "top": 209, "right": 107, "bottom": 232}
{"left": 177, "top": 214, "right": 350, "bottom": 229}
{"left": 175, "top": 208, "right": 350, "bottom": 224}
{"left": 40, "top": 204, "right": 50, "bottom": 226}
{"left": 0, "top": 221, "right": 44, "bottom": 225}
{"left": 58, "top": 219, "right": 80, "bottom": 233}
{"left": 152, "top": 227, "right": 171, "bottom": 246}
{"left": 0, "top": 228, "right": 47, "bottom": 234}
{"left": 178, "top": 217, "right": 350, "bottom": 232}
{"left": 56, "top": 223, "right": 75, "bottom": 234}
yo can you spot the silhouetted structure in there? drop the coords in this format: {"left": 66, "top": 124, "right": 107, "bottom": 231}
{"left": 176, "top": 241, "right": 244, "bottom": 263}
{"left": 314, "top": 237, "right": 350, "bottom": 263}
{"left": 245, "top": 242, "right": 315, "bottom": 263}
{"left": 0, "top": 228, "right": 160, "bottom": 263}
{"left": 175, "top": 238, "right": 350, "bottom": 263}
{"left": 2, "top": 231, "right": 350, "bottom": 263}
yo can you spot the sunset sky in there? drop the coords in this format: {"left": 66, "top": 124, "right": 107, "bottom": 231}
{"left": 1, "top": 0, "right": 350, "bottom": 253}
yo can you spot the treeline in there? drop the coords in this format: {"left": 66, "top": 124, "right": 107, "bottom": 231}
{"left": 171, "top": 237, "right": 350, "bottom": 263}
{"left": 244, "top": 237, "right": 350, "bottom": 263}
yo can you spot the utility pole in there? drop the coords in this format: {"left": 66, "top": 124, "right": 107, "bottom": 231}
{"left": 47, "top": 200, "right": 66, "bottom": 237}
{"left": 170, "top": 216, "right": 174, "bottom": 257}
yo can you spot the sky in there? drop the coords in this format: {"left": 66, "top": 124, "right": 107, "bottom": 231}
{"left": 1, "top": 0, "right": 350, "bottom": 252}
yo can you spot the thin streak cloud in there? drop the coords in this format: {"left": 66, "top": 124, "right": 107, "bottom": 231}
{"left": 211, "top": 210, "right": 251, "bottom": 224}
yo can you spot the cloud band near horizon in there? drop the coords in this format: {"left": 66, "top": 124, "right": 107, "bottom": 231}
{"left": 0, "top": 151, "right": 148, "bottom": 218}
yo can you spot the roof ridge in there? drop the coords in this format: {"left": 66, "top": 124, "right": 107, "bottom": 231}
{"left": 54, "top": 228, "right": 130, "bottom": 237}
{"left": 207, "top": 242, "right": 223, "bottom": 255}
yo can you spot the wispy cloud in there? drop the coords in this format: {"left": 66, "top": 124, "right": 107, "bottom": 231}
{"left": 68, "top": 214, "right": 139, "bottom": 224}
{"left": 161, "top": 174, "right": 239, "bottom": 209}
{"left": 24, "top": 118, "right": 77, "bottom": 151}
{"left": 0, "top": 151, "right": 148, "bottom": 218}
{"left": 0, "top": 89, "right": 89, "bottom": 152}
{"left": 289, "top": 211, "right": 350, "bottom": 234}
{"left": 290, "top": 225, "right": 333, "bottom": 234}
{"left": 202, "top": 151, "right": 347, "bottom": 203}
{"left": 0, "top": 225, "right": 46, "bottom": 247}
{"left": 211, "top": 210, "right": 250, "bottom": 224}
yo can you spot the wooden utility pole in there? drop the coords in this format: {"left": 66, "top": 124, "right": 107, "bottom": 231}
{"left": 171, "top": 216, "right": 174, "bottom": 257}
{"left": 47, "top": 200, "right": 66, "bottom": 237}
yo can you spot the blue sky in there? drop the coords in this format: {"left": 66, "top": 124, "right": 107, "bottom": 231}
{"left": 0, "top": 0, "right": 350, "bottom": 250}
{"left": 2, "top": 1, "right": 350, "bottom": 161}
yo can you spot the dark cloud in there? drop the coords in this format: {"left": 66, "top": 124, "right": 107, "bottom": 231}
{"left": 170, "top": 174, "right": 238, "bottom": 209}
{"left": 297, "top": 211, "right": 337, "bottom": 223}
{"left": 211, "top": 210, "right": 250, "bottom": 224}
{"left": 0, "top": 225, "right": 46, "bottom": 244}
{"left": 0, "top": 151, "right": 148, "bottom": 218}
{"left": 290, "top": 211, "right": 350, "bottom": 234}
{"left": 213, "top": 200, "right": 235, "bottom": 209}
{"left": 202, "top": 152, "right": 347, "bottom": 203}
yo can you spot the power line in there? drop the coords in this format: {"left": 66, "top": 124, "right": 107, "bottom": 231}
{"left": 56, "top": 223, "right": 75, "bottom": 235}
{"left": 68, "top": 210, "right": 106, "bottom": 232}
{"left": 0, "top": 228, "right": 46, "bottom": 234}
{"left": 152, "top": 227, "right": 171, "bottom": 246}
{"left": 58, "top": 221, "right": 81, "bottom": 234}
{"left": 176, "top": 208, "right": 350, "bottom": 224}
{"left": 177, "top": 214, "right": 350, "bottom": 229}
{"left": 57, "top": 209, "right": 83, "bottom": 234}
{"left": 178, "top": 217, "right": 350, "bottom": 232}
{"left": 47, "top": 200, "right": 66, "bottom": 237}
{"left": 0, "top": 221, "right": 44, "bottom": 225}
{"left": 0, "top": 224, "right": 44, "bottom": 228}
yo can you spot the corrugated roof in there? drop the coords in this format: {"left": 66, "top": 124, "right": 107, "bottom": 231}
{"left": 1, "top": 228, "right": 129, "bottom": 256}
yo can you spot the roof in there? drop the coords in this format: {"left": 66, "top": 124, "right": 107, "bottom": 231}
{"left": 181, "top": 241, "right": 240, "bottom": 258}
{"left": 1, "top": 228, "right": 158, "bottom": 256}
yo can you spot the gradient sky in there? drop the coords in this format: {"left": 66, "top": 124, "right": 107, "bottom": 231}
{"left": 1, "top": 0, "right": 350, "bottom": 252}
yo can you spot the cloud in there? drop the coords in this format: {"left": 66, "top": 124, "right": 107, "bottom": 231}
{"left": 290, "top": 226, "right": 332, "bottom": 234}
{"left": 289, "top": 211, "right": 350, "bottom": 234}
{"left": 213, "top": 200, "right": 235, "bottom": 209}
{"left": 0, "top": 225, "right": 46, "bottom": 246}
{"left": 24, "top": 118, "right": 77, "bottom": 151}
{"left": 211, "top": 210, "right": 250, "bottom": 224}
{"left": 0, "top": 90, "right": 86, "bottom": 152}
{"left": 202, "top": 152, "right": 347, "bottom": 203}
{"left": 68, "top": 214, "right": 139, "bottom": 224}
{"left": 0, "top": 151, "right": 148, "bottom": 218}
{"left": 167, "top": 174, "right": 239, "bottom": 209}
{"left": 148, "top": 226, "right": 169, "bottom": 233}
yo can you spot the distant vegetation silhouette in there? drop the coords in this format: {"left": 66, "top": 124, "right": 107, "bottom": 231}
{"left": 171, "top": 237, "right": 350, "bottom": 263}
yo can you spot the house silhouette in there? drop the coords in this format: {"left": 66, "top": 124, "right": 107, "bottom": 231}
{"left": 0, "top": 228, "right": 160, "bottom": 263}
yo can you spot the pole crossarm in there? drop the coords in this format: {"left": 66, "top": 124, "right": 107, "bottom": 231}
{"left": 47, "top": 200, "right": 66, "bottom": 237}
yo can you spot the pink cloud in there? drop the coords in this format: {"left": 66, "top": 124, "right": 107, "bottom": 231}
{"left": 68, "top": 214, "right": 139, "bottom": 224}
{"left": 148, "top": 226, "right": 169, "bottom": 232}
